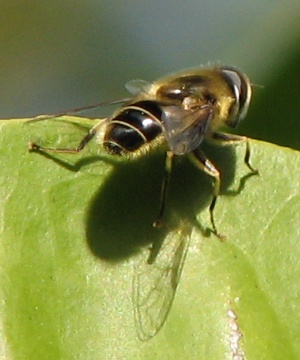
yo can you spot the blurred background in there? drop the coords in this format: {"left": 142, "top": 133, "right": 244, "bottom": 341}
{"left": 0, "top": 1, "right": 299, "bottom": 149}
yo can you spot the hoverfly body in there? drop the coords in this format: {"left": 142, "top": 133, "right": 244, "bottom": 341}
{"left": 29, "top": 64, "right": 258, "bottom": 340}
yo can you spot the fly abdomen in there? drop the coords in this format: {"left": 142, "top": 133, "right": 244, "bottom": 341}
{"left": 103, "top": 100, "right": 163, "bottom": 155}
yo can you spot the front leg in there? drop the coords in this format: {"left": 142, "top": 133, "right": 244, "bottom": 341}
{"left": 211, "top": 132, "right": 258, "bottom": 174}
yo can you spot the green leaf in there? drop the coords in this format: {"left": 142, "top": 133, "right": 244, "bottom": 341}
{"left": 0, "top": 117, "right": 299, "bottom": 360}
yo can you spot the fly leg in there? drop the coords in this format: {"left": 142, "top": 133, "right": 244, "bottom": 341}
{"left": 212, "top": 132, "right": 258, "bottom": 174}
{"left": 149, "top": 151, "right": 175, "bottom": 264}
{"left": 191, "top": 148, "right": 225, "bottom": 239}
{"left": 153, "top": 151, "right": 175, "bottom": 228}
{"left": 28, "top": 120, "right": 107, "bottom": 154}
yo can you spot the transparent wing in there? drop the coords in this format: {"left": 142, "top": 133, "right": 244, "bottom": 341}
{"left": 162, "top": 105, "right": 214, "bottom": 155}
{"left": 132, "top": 224, "right": 191, "bottom": 341}
{"left": 125, "top": 79, "right": 152, "bottom": 96}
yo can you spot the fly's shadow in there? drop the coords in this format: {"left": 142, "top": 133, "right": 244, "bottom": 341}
{"left": 85, "top": 142, "right": 239, "bottom": 263}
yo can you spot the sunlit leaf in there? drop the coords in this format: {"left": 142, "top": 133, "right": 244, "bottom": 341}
{"left": 0, "top": 117, "right": 299, "bottom": 360}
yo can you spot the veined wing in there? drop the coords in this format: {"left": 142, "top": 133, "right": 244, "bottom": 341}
{"left": 132, "top": 223, "right": 192, "bottom": 341}
{"left": 162, "top": 105, "right": 214, "bottom": 155}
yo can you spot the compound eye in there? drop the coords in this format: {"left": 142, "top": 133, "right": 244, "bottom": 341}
{"left": 221, "top": 68, "right": 242, "bottom": 102}
{"left": 221, "top": 66, "right": 252, "bottom": 127}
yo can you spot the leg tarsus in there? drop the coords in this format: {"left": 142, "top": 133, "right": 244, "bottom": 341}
{"left": 209, "top": 195, "right": 226, "bottom": 240}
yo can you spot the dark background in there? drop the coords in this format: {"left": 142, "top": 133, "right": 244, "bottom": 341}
{"left": 1, "top": 1, "right": 299, "bottom": 149}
